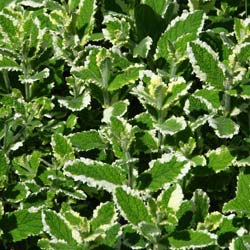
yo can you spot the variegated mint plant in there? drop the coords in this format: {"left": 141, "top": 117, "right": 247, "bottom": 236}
{"left": 0, "top": 0, "right": 250, "bottom": 249}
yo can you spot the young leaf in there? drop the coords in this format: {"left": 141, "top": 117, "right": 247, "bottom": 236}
{"left": 188, "top": 40, "right": 226, "bottom": 89}
{"left": 51, "top": 134, "right": 75, "bottom": 164}
{"left": 138, "top": 154, "right": 190, "bottom": 191}
{"left": 1, "top": 209, "right": 42, "bottom": 242}
{"left": 206, "top": 146, "right": 235, "bottom": 173}
{"left": 114, "top": 186, "right": 152, "bottom": 225}
{"left": 155, "top": 116, "right": 187, "bottom": 135}
{"left": 69, "top": 130, "right": 106, "bottom": 151}
{"left": 223, "top": 171, "right": 250, "bottom": 216}
{"left": 102, "top": 14, "right": 130, "bottom": 46}
{"left": 208, "top": 116, "right": 239, "bottom": 139}
{"left": 63, "top": 158, "right": 126, "bottom": 192}
{"left": 167, "top": 230, "right": 216, "bottom": 249}
{"left": 42, "top": 210, "right": 76, "bottom": 245}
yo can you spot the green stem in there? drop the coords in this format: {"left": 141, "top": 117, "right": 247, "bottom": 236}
{"left": 2, "top": 70, "right": 11, "bottom": 92}
{"left": 125, "top": 151, "right": 133, "bottom": 188}
{"left": 224, "top": 92, "right": 231, "bottom": 116}
{"left": 157, "top": 109, "right": 164, "bottom": 154}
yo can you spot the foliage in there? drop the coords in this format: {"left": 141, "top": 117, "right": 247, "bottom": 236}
{"left": 0, "top": 0, "right": 250, "bottom": 249}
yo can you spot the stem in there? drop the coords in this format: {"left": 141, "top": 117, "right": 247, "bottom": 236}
{"left": 157, "top": 109, "right": 164, "bottom": 154}
{"left": 125, "top": 151, "right": 133, "bottom": 188}
{"left": 2, "top": 70, "right": 11, "bottom": 92}
{"left": 224, "top": 92, "right": 231, "bottom": 116}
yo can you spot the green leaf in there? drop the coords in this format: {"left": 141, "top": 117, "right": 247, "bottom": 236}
{"left": 192, "top": 189, "right": 209, "bottom": 225}
{"left": 108, "top": 64, "right": 144, "bottom": 91}
{"left": 167, "top": 230, "right": 216, "bottom": 249}
{"left": 63, "top": 158, "right": 126, "bottom": 192}
{"left": 68, "top": 0, "right": 80, "bottom": 12}
{"left": 234, "top": 18, "right": 250, "bottom": 44}
{"left": 138, "top": 154, "right": 190, "bottom": 191}
{"left": 5, "top": 183, "right": 28, "bottom": 203}
{"left": 192, "top": 88, "right": 221, "bottom": 112}
{"left": 42, "top": 210, "right": 76, "bottom": 245}
{"left": 57, "top": 92, "right": 91, "bottom": 111}
{"left": 114, "top": 186, "right": 152, "bottom": 225}
{"left": 156, "top": 10, "right": 205, "bottom": 60}
{"left": 208, "top": 116, "right": 239, "bottom": 139}
{"left": 206, "top": 146, "right": 235, "bottom": 173}
{"left": 0, "top": 56, "right": 21, "bottom": 71}
{"left": 1, "top": 209, "right": 42, "bottom": 242}
{"left": 142, "top": 0, "right": 170, "bottom": 16}
{"left": 188, "top": 40, "right": 226, "bottom": 89}
{"left": 76, "top": 0, "right": 96, "bottom": 40}
{"left": 133, "top": 36, "right": 153, "bottom": 58}
{"left": 0, "top": 13, "right": 17, "bottom": 43}
{"left": 69, "top": 130, "right": 106, "bottom": 151}
{"left": 38, "top": 239, "right": 76, "bottom": 250}
{"left": 90, "top": 202, "right": 116, "bottom": 231}
{"left": 234, "top": 43, "right": 250, "bottom": 65}
{"left": 19, "top": 68, "right": 50, "bottom": 84}
{"left": 51, "top": 134, "right": 74, "bottom": 164}
{"left": 223, "top": 171, "right": 250, "bottom": 216}
{"left": 155, "top": 116, "right": 187, "bottom": 135}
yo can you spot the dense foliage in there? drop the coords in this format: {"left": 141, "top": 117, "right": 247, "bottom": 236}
{"left": 0, "top": 0, "right": 250, "bottom": 249}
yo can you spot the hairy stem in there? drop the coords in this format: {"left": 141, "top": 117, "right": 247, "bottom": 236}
{"left": 2, "top": 70, "right": 11, "bottom": 93}
{"left": 125, "top": 151, "right": 133, "bottom": 188}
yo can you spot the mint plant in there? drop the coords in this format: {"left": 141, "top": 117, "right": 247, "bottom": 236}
{"left": 1, "top": 0, "right": 250, "bottom": 249}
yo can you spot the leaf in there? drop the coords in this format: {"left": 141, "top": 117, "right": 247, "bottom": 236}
{"left": 138, "top": 154, "right": 190, "bottom": 191}
{"left": 1, "top": 209, "right": 42, "bottom": 242}
{"left": 155, "top": 116, "right": 187, "bottom": 135}
{"left": 42, "top": 210, "right": 76, "bottom": 245}
{"left": 0, "top": 56, "right": 21, "bottom": 71}
{"left": 114, "top": 186, "right": 152, "bottom": 225}
{"left": 90, "top": 202, "right": 116, "bottom": 231}
{"left": 192, "top": 88, "right": 221, "bottom": 112}
{"left": 133, "top": 36, "right": 153, "bottom": 58}
{"left": 191, "top": 189, "right": 210, "bottom": 225}
{"left": 102, "top": 100, "right": 129, "bottom": 123}
{"left": 69, "top": 130, "right": 106, "bottom": 151}
{"left": 108, "top": 64, "right": 144, "bottom": 91}
{"left": 206, "top": 146, "right": 235, "bottom": 173}
{"left": 234, "top": 43, "right": 250, "bottom": 65}
{"left": 223, "top": 171, "right": 250, "bottom": 216}
{"left": 63, "top": 158, "right": 126, "bottom": 192}
{"left": 19, "top": 68, "right": 50, "bottom": 84}
{"left": 208, "top": 116, "right": 239, "bottom": 139}
{"left": 156, "top": 10, "right": 205, "bottom": 60}
{"left": 198, "top": 212, "right": 223, "bottom": 231}
{"left": 38, "top": 239, "right": 74, "bottom": 250}
{"left": 142, "top": 0, "right": 169, "bottom": 16}
{"left": 188, "top": 40, "right": 226, "bottom": 89}
{"left": 103, "top": 14, "right": 130, "bottom": 46}
{"left": 12, "top": 151, "right": 41, "bottom": 180}
{"left": 51, "top": 134, "right": 74, "bottom": 164}
{"left": 57, "top": 91, "right": 91, "bottom": 111}
{"left": 168, "top": 184, "right": 184, "bottom": 212}
{"left": 76, "top": 0, "right": 96, "bottom": 40}
{"left": 5, "top": 183, "right": 28, "bottom": 203}
{"left": 167, "top": 230, "right": 216, "bottom": 249}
